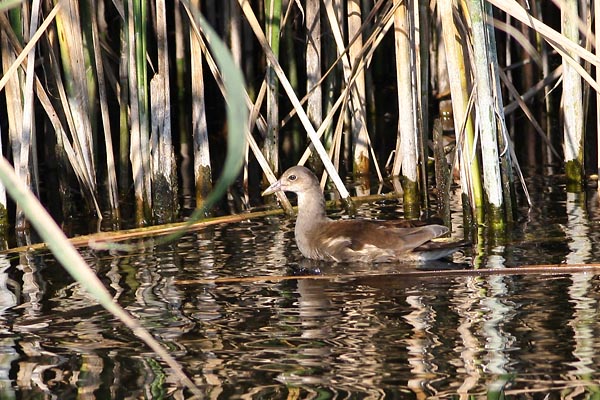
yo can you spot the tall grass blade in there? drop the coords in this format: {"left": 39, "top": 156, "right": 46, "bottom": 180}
{"left": 0, "top": 155, "right": 202, "bottom": 396}
{"left": 184, "top": 3, "right": 287, "bottom": 217}
{"left": 0, "top": 0, "right": 20, "bottom": 12}
{"left": 181, "top": 0, "right": 249, "bottom": 221}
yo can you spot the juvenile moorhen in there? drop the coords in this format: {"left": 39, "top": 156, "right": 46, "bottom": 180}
{"left": 262, "top": 166, "right": 464, "bottom": 263}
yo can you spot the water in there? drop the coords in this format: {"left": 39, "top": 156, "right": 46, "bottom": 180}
{"left": 2, "top": 176, "right": 600, "bottom": 398}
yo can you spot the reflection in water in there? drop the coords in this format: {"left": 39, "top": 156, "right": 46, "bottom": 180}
{"left": 452, "top": 277, "right": 484, "bottom": 396}
{"left": 1, "top": 181, "right": 600, "bottom": 397}
{"left": 404, "top": 291, "right": 439, "bottom": 397}
{"left": 565, "top": 192, "right": 591, "bottom": 264}
{"left": 564, "top": 192, "right": 596, "bottom": 379}
{"left": 568, "top": 273, "right": 596, "bottom": 377}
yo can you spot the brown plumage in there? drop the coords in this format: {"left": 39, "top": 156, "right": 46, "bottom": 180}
{"left": 262, "top": 166, "right": 464, "bottom": 262}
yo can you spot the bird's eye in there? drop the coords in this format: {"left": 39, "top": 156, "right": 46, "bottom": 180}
{"left": 288, "top": 174, "right": 297, "bottom": 181}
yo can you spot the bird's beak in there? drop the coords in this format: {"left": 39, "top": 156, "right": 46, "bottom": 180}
{"left": 262, "top": 179, "right": 282, "bottom": 196}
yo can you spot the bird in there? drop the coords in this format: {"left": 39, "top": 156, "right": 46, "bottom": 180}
{"left": 262, "top": 166, "right": 465, "bottom": 263}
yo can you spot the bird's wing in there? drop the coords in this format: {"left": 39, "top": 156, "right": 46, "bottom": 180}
{"left": 312, "top": 220, "right": 447, "bottom": 262}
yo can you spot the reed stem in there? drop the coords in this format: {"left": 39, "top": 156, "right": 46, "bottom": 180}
{"left": 562, "top": 0, "right": 584, "bottom": 189}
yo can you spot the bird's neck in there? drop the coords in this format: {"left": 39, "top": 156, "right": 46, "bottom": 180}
{"left": 296, "top": 188, "right": 328, "bottom": 226}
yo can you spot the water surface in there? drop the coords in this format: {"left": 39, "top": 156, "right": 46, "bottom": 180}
{"left": 2, "top": 177, "right": 600, "bottom": 398}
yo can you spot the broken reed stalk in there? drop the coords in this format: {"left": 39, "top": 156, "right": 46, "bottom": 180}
{"left": 190, "top": 0, "right": 213, "bottom": 210}
{"left": 486, "top": 0, "right": 516, "bottom": 224}
{"left": 347, "top": 0, "right": 370, "bottom": 176}
{"left": 392, "top": 0, "right": 420, "bottom": 218}
{"left": 173, "top": 1, "right": 192, "bottom": 209}
{"left": 151, "top": 0, "right": 178, "bottom": 223}
{"left": 126, "top": 0, "right": 152, "bottom": 224}
{"left": 438, "top": 0, "right": 484, "bottom": 224}
{"left": 562, "top": 0, "right": 584, "bottom": 190}
{"left": 467, "top": 0, "right": 505, "bottom": 229}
